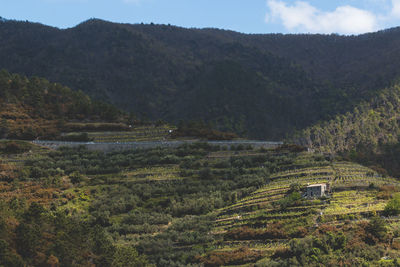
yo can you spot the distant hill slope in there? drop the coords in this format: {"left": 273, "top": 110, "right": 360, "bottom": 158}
{"left": 0, "top": 70, "right": 123, "bottom": 139}
{"left": 2, "top": 19, "right": 400, "bottom": 138}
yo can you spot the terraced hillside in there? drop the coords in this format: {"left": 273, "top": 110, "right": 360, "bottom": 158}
{"left": 84, "top": 125, "right": 176, "bottom": 142}
{"left": 1, "top": 141, "right": 400, "bottom": 266}
{"left": 205, "top": 157, "right": 400, "bottom": 266}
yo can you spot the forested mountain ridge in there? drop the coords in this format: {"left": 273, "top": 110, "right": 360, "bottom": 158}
{"left": 236, "top": 28, "right": 400, "bottom": 91}
{"left": 2, "top": 18, "right": 400, "bottom": 138}
{"left": 0, "top": 19, "right": 324, "bottom": 139}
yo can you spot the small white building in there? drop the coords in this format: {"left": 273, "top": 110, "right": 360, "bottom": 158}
{"left": 306, "top": 183, "right": 327, "bottom": 198}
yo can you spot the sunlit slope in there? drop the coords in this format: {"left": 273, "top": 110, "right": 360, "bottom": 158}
{"left": 209, "top": 155, "right": 400, "bottom": 263}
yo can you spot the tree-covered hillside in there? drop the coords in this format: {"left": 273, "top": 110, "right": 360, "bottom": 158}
{"left": 292, "top": 83, "right": 400, "bottom": 177}
{"left": 292, "top": 84, "right": 400, "bottom": 153}
{"left": 2, "top": 19, "right": 400, "bottom": 138}
{"left": 0, "top": 69, "right": 123, "bottom": 139}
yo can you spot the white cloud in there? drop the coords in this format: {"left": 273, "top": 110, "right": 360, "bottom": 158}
{"left": 266, "top": 0, "right": 379, "bottom": 34}
{"left": 391, "top": 0, "right": 400, "bottom": 17}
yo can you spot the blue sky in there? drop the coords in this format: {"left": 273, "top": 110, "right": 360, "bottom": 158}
{"left": 1, "top": 0, "right": 400, "bottom": 35}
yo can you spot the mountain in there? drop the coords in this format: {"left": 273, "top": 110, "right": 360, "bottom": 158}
{"left": 4, "top": 16, "right": 400, "bottom": 267}
{"left": 1, "top": 19, "right": 400, "bottom": 139}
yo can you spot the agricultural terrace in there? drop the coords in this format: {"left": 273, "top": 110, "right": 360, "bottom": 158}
{"left": 2, "top": 141, "right": 400, "bottom": 266}
{"left": 86, "top": 125, "right": 176, "bottom": 142}
{"left": 0, "top": 142, "right": 313, "bottom": 265}
{"left": 209, "top": 155, "right": 400, "bottom": 264}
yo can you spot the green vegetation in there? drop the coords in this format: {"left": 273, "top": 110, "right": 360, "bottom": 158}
{"left": 385, "top": 193, "right": 400, "bottom": 216}
{"left": 292, "top": 83, "right": 400, "bottom": 178}
{"left": 2, "top": 16, "right": 400, "bottom": 267}
{"left": 0, "top": 68, "right": 244, "bottom": 143}
{"left": 0, "top": 69, "right": 125, "bottom": 140}
{"left": 208, "top": 153, "right": 400, "bottom": 266}
{"left": 4, "top": 19, "right": 400, "bottom": 139}
{"left": 172, "top": 120, "right": 239, "bottom": 140}
{"left": 86, "top": 124, "right": 176, "bottom": 142}
{"left": 0, "top": 201, "right": 149, "bottom": 266}
{"left": 0, "top": 70, "right": 241, "bottom": 143}
{"left": 0, "top": 142, "right": 275, "bottom": 265}
{"left": 293, "top": 84, "right": 400, "bottom": 153}
{"left": 0, "top": 140, "right": 34, "bottom": 154}
{"left": 0, "top": 141, "right": 399, "bottom": 266}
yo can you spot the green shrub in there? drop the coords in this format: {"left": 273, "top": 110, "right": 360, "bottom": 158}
{"left": 384, "top": 193, "right": 400, "bottom": 216}
{"left": 278, "top": 191, "right": 302, "bottom": 210}
{"left": 59, "top": 132, "right": 93, "bottom": 142}
{"left": 0, "top": 141, "right": 32, "bottom": 154}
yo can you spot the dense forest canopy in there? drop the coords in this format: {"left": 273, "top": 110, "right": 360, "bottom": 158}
{"left": 2, "top": 19, "right": 400, "bottom": 138}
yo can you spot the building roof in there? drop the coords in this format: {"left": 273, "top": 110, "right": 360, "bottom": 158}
{"left": 307, "top": 183, "right": 326, "bottom": 188}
